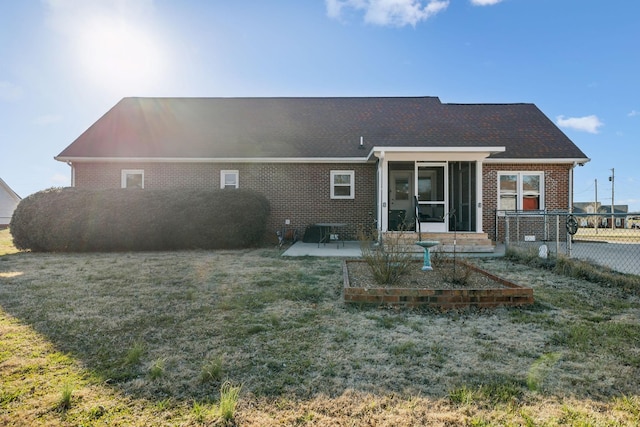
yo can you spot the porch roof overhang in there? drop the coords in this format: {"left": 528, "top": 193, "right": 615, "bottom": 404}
{"left": 368, "top": 146, "right": 506, "bottom": 161}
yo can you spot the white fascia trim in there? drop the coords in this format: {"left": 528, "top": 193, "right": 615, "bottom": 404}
{"left": 368, "top": 146, "right": 506, "bottom": 158}
{"left": 54, "top": 156, "right": 372, "bottom": 164}
{"left": 484, "top": 157, "right": 591, "bottom": 165}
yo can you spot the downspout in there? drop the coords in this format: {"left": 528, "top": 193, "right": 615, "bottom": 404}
{"left": 67, "top": 161, "right": 75, "bottom": 187}
{"left": 374, "top": 151, "right": 385, "bottom": 244}
{"left": 375, "top": 157, "right": 381, "bottom": 244}
{"left": 569, "top": 161, "right": 577, "bottom": 213}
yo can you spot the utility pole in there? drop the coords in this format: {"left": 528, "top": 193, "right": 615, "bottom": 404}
{"left": 595, "top": 178, "right": 598, "bottom": 234}
{"left": 609, "top": 168, "right": 615, "bottom": 229}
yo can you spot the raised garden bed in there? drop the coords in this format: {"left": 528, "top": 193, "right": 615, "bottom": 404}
{"left": 343, "top": 259, "right": 533, "bottom": 309}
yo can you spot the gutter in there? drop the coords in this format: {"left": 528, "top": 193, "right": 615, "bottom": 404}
{"left": 54, "top": 156, "right": 373, "bottom": 164}
{"left": 484, "top": 157, "right": 591, "bottom": 165}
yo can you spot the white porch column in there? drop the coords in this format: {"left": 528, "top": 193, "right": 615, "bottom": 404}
{"left": 375, "top": 151, "right": 388, "bottom": 233}
{"left": 476, "top": 160, "right": 484, "bottom": 232}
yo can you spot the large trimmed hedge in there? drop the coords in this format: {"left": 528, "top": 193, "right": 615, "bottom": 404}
{"left": 10, "top": 187, "right": 270, "bottom": 252}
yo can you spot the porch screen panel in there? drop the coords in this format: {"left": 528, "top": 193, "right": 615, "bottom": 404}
{"left": 449, "top": 162, "right": 476, "bottom": 231}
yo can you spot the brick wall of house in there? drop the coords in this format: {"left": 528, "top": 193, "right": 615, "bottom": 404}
{"left": 73, "top": 162, "right": 377, "bottom": 242}
{"left": 483, "top": 163, "right": 572, "bottom": 241}
{"left": 73, "top": 161, "right": 573, "bottom": 244}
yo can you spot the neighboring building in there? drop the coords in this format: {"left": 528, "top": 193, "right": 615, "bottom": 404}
{"left": 574, "top": 202, "right": 629, "bottom": 228}
{"left": 55, "top": 97, "right": 590, "bottom": 246}
{"left": 0, "top": 178, "right": 21, "bottom": 228}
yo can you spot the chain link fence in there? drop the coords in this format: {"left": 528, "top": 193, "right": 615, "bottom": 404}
{"left": 496, "top": 211, "right": 640, "bottom": 276}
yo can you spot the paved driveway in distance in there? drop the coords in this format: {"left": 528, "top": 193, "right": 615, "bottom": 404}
{"left": 569, "top": 241, "right": 640, "bottom": 276}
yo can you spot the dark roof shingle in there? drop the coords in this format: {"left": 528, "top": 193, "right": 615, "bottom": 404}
{"left": 56, "top": 97, "right": 589, "bottom": 161}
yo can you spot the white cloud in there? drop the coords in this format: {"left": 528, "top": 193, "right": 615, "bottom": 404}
{"left": 326, "top": 0, "right": 449, "bottom": 27}
{"left": 0, "top": 81, "right": 23, "bottom": 101}
{"left": 628, "top": 110, "right": 639, "bottom": 117}
{"left": 556, "top": 115, "right": 604, "bottom": 134}
{"left": 33, "top": 114, "right": 63, "bottom": 125}
{"left": 470, "top": 0, "right": 504, "bottom": 5}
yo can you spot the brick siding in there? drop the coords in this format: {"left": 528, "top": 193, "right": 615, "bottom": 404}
{"left": 73, "top": 162, "right": 376, "bottom": 242}
{"left": 73, "top": 161, "right": 572, "bottom": 244}
{"left": 483, "top": 163, "right": 572, "bottom": 241}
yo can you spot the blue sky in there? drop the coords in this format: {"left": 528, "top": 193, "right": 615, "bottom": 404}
{"left": 1, "top": 0, "right": 638, "bottom": 211}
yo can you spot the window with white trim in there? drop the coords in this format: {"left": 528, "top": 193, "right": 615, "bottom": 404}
{"left": 498, "top": 172, "right": 543, "bottom": 211}
{"left": 330, "top": 170, "right": 354, "bottom": 199}
{"left": 220, "top": 170, "right": 239, "bottom": 189}
{"left": 121, "top": 169, "right": 144, "bottom": 189}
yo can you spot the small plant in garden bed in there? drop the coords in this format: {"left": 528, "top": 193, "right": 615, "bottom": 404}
{"left": 359, "top": 229, "right": 414, "bottom": 286}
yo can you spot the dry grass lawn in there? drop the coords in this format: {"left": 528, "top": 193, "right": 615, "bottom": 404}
{"left": 1, "top": 228, "right": 640, "bottom": 425}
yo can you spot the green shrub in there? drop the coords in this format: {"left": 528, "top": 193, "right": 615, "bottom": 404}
{"left": 10, "top": 187, "right": 270, "bottom": 252}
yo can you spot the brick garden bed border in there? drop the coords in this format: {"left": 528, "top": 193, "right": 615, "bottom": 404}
{"left": 343, "top": 260, "right": 534, "bottom": 309}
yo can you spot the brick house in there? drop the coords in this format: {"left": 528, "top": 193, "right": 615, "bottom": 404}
{"left": 55, "top": 97, "right": 589, "bottom": 247}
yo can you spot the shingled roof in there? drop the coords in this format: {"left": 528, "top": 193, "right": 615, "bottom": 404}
{"left": 55, "top": 97, "right": 588, "bottom": 161}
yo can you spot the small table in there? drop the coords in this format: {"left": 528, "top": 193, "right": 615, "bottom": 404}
{"left": 315, "top": 223, "right": 346, "bottom": 248}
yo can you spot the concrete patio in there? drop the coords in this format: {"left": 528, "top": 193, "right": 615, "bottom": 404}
{"left": 281, "top": 241, "right": 505, "bottom": 258}
{"left": 282, "top": 241, "right": 363, "bottom": 257}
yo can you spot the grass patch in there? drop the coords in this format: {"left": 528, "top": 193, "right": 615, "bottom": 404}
{"left": 527, "top": 352, "right": 561, "bottom": 391}
{"left": 56, "top": 383, "right": 73, "bottom": 412}
{"left": 200, "top": 355, "right": 224, "bottom": 383}
{"left": 124, "top": 341, "right": 145, "bottom": 366}
{"left": 0, "top": 228, "right": 18, "bottom": 256}
{"left": 218, "top": 381, "right": 241, "bottom": 422}
{"left": 148, "top": 358, "right": 166, "bottom": 380}
{"left": 1, "top": 248, "right": 640, "bottom": 425}
{"left": 506, "top": 246, "right": 640, "bottom": 294}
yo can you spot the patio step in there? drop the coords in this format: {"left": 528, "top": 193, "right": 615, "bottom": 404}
{"left": 382, "top": 232, "right": 495, "bottom": 254}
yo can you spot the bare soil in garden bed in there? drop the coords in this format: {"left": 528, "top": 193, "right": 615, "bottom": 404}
{"left": 346, "top": 259, "right": 511, "bottom": 290}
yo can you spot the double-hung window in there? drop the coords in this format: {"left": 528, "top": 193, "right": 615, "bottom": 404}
{"left": 330, "top": 170, "right": 355, "bottom": 199}
{"left": 220, "top": 170, "right": 239, "bottom": 189}
{"left": 498, "top": 172, "right": 543, "bottom": 211}
{"left": 121, "top": 169, "right": 144, "bottom": 189}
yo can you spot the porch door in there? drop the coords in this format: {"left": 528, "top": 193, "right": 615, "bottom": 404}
{"left": 388, "top": 170, "right": 414, "bottom": 231}
{"left": 416, "top": 163, "right": 447, "bottom": 232}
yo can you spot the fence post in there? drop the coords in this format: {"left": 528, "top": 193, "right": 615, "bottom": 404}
{"left": 505, "top": 216, "right": 509, "bottom": 252}
{"left": 545, "top": 211, "right": 549, "bottom": 241}
{"left": 556, "top": 214, "right": 560, "bottom": 256}
{"left": 567, "top": 214, "right": 572, "bottom": 257}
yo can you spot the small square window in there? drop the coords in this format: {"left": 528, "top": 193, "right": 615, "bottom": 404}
{"left": 331, "top": 170, "right": 354, "bottom": 199}
{"left": 220, "top": 170, "right": 239, "bottom": 189}
{"left": 121, "top": 169, "right": 144, "bottom": 189}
